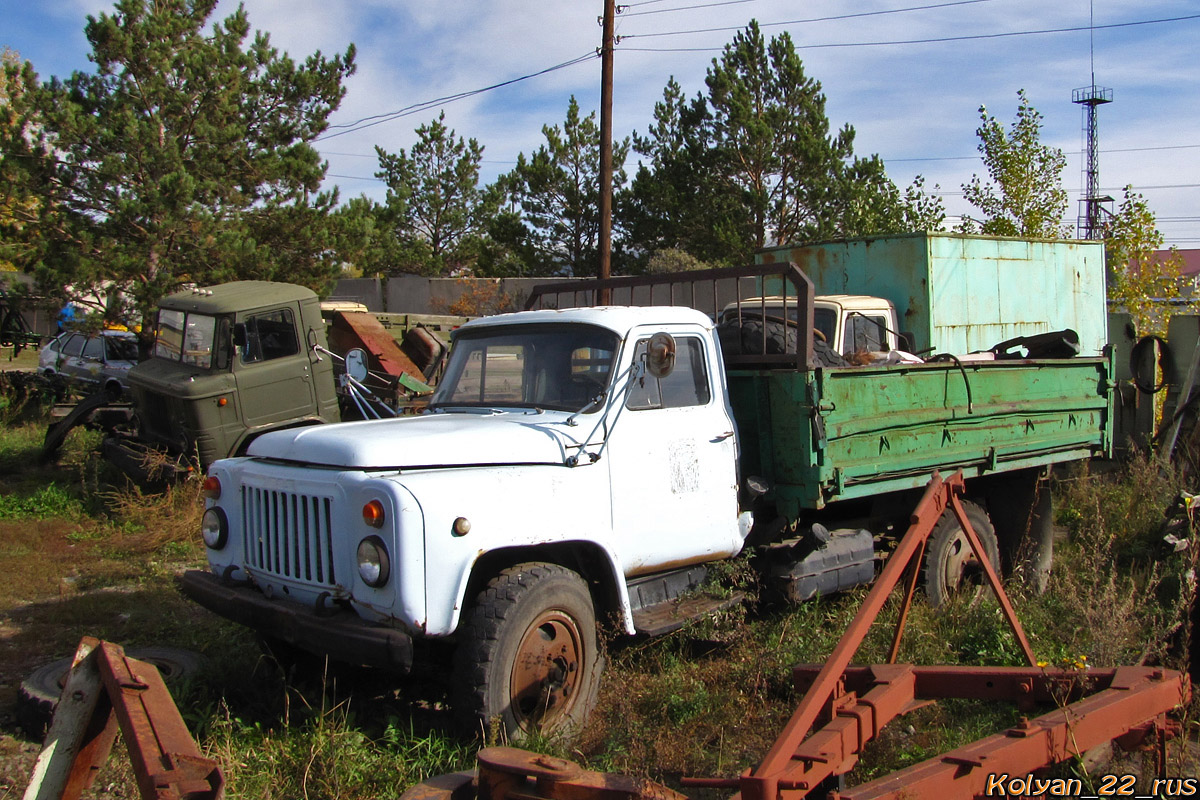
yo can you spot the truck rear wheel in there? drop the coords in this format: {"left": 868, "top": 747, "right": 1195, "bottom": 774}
{"left": 453, "top": 563, "right": 602, "bottom": 742}
{"left": 923, "top": 501, "right": 999, "bottom": 607}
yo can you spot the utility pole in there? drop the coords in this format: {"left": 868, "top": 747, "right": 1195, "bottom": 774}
{"left": 598, "top": 0, "right": 616, "bottom": 301}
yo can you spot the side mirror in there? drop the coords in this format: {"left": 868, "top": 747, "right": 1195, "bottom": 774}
{"left": 345, "top": 348, "right": 369, "bottom": 383}
{"left": 646, "top": 332, "right": 676, "bottom": 379}
{"left": 232, "top": 323, "right": 247, "bottom": 348}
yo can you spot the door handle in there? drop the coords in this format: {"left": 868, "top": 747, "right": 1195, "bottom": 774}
{"left": 712, "top": 431, "right": 735, "bottom": 442}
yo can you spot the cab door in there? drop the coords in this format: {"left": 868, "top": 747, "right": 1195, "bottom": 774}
{"left": 234, "top": 305, "right": 319, "bottom": 430}
{"left": 606, "top": 325, "right": 743, "bottom": 576}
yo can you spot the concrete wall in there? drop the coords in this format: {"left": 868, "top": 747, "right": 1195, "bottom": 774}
{"left": 333, "top": 276, "right": 585, "bottom": 315}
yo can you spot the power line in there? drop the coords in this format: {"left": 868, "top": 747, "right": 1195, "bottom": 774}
{"left": 623, "top": 0, "right": 764, "bottom": 18}
{"left": 319, "top": 52, "right": 596, "bottom": 141}
{"left": 625, "top": 0, "right": 996, "bottom": 33}
{"left": 621, "top": 13, "right": 1200, "bottom": 51}
{"left": 888, "top": 143, "right": 1200, "bottom": 163}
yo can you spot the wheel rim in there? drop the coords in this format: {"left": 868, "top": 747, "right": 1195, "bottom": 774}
{"left": 509, "top": 610, "right": 584, "bottom": 730}
{"left": 942, "top": 533, "right": 983, "bottom": 593}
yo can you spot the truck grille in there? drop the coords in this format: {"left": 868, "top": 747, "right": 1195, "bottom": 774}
{"left": 241, "top": 486, "right": 337, "bottom": 586}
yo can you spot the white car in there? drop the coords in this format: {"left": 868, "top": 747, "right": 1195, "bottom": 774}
{"left": 39, "top": 330, "right": 140, "bottom": 398}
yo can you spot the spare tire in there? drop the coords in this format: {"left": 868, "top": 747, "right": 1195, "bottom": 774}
{"left": 16, "top": 646, "right": 208, "bottom": 737}
{"left": 718, "top": 316, "right": 848, "bottom": 367}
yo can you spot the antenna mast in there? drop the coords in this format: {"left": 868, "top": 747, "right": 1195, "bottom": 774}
{"left": 1072, "top": 0, "right": 1112, "bottom": 240}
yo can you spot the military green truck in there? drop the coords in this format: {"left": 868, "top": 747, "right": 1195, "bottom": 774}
{"left": 41, "top": 281, "right": 456, "bottom": 482}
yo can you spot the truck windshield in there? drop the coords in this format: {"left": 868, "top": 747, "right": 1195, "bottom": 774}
{"left": 154, "top": 309, "right": 230, "bottom": 369}
{"left": 432, "top": 324, "right": 619, "bottom": 412}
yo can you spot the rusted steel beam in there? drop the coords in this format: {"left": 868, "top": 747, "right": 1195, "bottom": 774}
{"left": 94, "top": 642, "right": 224, "bottom": 800}
{"left": 839, "top": 666, "right": 1187, "bottom": 800}
{"left": 741, "top": 472, "right": 967, "bottom": 800}
{"left": 401, "top": 748, "right": 686, "bottom": 800}
{"left": 946, "top": 490, "right": 1037, "bottom": 667}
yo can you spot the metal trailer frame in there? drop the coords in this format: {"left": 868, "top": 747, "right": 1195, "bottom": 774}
{"left": 401, "top": 471, "right": 1189, "bottom": 800}
{"left": 24, "top": 638, "right": 224, "bottom": 800}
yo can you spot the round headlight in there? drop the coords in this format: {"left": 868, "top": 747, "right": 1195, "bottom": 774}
{"left": 357, "top": 535, "right": 390, "bottom": 587}
{"left": 201, "top": 507, "right": 228, "bottom": 550}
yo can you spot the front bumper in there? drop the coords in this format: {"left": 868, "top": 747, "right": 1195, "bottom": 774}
{"left": 179, "top": 569, "right": 414, "bottom": 673}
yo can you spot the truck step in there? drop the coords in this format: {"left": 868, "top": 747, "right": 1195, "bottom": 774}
{"left": 631, "top": 591, "right": 746, "bottom": 637}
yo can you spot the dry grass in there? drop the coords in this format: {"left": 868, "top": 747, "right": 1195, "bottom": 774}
{"left": 0, "top": 382, "right": 1195, "bottom": 798}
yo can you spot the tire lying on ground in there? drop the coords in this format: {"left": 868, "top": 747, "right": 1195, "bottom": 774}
{"left": 16, "top": 646, "right": 208, "bottom": 737}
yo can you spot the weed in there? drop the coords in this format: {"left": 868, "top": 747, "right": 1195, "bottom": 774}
{"left": 0, "top": 483, "right": 83, "bottom": 520}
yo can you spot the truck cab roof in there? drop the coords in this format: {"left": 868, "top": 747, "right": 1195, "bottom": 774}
{"left": 455, "top": 305, "right": 713, "bottom": 337}
{"left": 159, "top": 281, "right": 319, "bottom": 315}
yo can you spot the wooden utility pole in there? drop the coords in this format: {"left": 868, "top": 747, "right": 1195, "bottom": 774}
{"left": 598, "top": 0, "right": 616, "bottom": 300}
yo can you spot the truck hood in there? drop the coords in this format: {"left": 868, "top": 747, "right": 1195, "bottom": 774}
{"left": 245, "top": 410, "right": 593, "bottom": 469}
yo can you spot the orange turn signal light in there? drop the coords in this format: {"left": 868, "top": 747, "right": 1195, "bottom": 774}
{"left": 362, "top": 500, "right": 385, "bottom": 528}
{"left": 201, "top": 476, "right": 221, "bottom": 499}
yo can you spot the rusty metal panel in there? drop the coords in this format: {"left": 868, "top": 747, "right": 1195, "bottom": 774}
{"left": 328, "top": 310, "right": 425, "bottom": 379}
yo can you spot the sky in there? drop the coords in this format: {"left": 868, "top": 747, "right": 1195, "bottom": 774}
{"left": 3, "top": 0, "right": 1199, "bottom": 248}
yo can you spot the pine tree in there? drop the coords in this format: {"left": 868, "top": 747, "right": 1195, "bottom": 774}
{"left": 0, "top": 0, "right": 355, "bottom": 336}
{"left": 374, "top": 112, "right": 495, "bottom": 275}
{"left": 507, "top": 97, "right": 629, "bottom": 276}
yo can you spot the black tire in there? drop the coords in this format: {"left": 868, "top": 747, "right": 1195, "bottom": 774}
{"left": 16, "top": 646, "right": 208, "bottom": 737}
{"left": 717, "top": 316, "right": 848, "bottom": 367}
{"left": 922, "top": 501, "right": 1000, "bottom": 608}
{"left": 717, "top": 316, "right": 797, "bottom": 357}
{"left": 453, "top": 563, "right": 603, "bottom": 742}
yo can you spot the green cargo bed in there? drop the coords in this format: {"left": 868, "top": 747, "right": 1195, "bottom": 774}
{"left": 728, "top": 355, "right": 1112, "bottom": 517}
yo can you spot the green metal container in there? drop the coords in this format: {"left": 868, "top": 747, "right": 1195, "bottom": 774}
{"left": 757, "top": 233, "right": 1107, "bottom": 357}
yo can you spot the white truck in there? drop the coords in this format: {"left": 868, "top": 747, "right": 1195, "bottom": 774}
{"left": 182, "top": 251, "right": 1112, "bottom": 741}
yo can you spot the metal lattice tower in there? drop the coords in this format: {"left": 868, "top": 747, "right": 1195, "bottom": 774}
{"left": 1073, "top": 84, "right": 1113, "bottom": 239}
{"left": 1072, "top": 1, "right": 1112, "bottom": 240}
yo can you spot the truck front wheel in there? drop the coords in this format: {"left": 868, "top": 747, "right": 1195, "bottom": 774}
{"left": 453, "top": 563, "right": 603, "bottom": 741}
{"left": 923, "top": 501, "right": 999, "bottom": 607}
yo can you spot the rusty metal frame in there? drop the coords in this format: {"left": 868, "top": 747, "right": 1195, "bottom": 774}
{"left": 402, "top": 470, "right": 1190, "bottom": 800}
{"left": 24, "top": 638, "right": 224, "bottom": 800}
{"left": 524, "top": 263, "right": 817, "bottom": 370}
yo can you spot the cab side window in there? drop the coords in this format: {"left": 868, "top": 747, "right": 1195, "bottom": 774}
{"left": 82, "top": 336, "right": 104, "bottom": 360}
{"left": 62, "top": 335, "right": 86, "bottom": 358}
{"left": 626, "top": 337, "right": 711, "bottom": 411}
{"left": 241, "top": 309, "right": 299, "bottom": 364}
{"left": 844, "top": 315, "right": 888, "bottom": 353}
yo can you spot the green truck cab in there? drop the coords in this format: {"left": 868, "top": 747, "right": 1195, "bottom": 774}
{"left": 105, "top": 281, "right": 339, "bottom": 475}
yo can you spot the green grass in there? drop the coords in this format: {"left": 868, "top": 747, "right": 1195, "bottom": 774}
{"left": 0, "top": 383, "right": 1193, "bottom": 797}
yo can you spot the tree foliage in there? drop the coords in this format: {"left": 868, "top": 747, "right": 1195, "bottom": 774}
{"left": 0, "top": 47, "right": 39, "bottom": 273}
{"left": 0, "top": 0, "right": 355, "bottom": 335}
{"left": 507, "top": 96, "right": 629, "bottom": 276}
{"left": 620, "top": 22, "right": 939, "bottom": 270}
{"left": 1105, "top": 186, "right": 1197, "bottom": 338}
{"left": 373, "top": 112, "right": 496, "bottom": 275}
{"left": 959, "top": 90, "right": 1070, "bottom": 238}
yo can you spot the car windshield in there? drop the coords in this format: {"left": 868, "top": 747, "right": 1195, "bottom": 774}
{"left": 154, "top": 309, "right": 226, "bottom": 369}
{"left": 431, "top": 323, "right": 620, "bottom": 412}
{"left": 104, "top": 336, "right": 139, "bottom": 362}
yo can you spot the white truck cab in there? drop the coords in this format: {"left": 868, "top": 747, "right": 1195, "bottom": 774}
{"left": 719, "top": 294, "right": 903, "bottom": 355}
{"left": 185, "top": 305, "right": 746, "bottom": 740}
